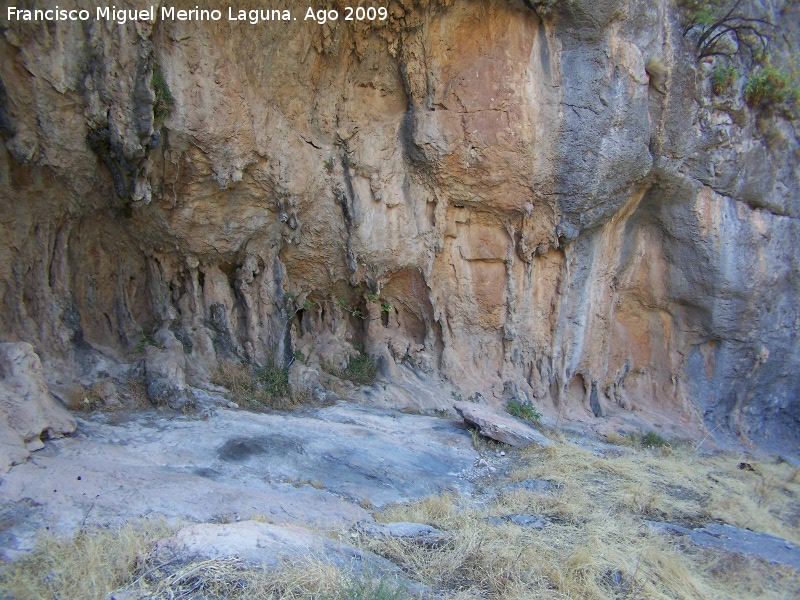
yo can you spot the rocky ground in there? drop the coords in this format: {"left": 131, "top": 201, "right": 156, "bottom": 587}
{"left": 1, "top": 398, "right": 799, "bottom": 598}
{"left": 0, "top": 402, "right": 476, "bottom": 559}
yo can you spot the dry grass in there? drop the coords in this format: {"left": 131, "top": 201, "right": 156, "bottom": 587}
{"left": 358, "top": 441, "right": 800, "bottom": 599}
{"left": 512, "top": 443, "right": 800, "bottom": 544}
{"left": 0, "top": 519, "right": 173, "bottom": 600}
{"left": 2, "top": 440, "right": 798, "bottom": 599}
{"left": 0, "top": 524, "right": 406, "bottom": 600}
{"left": 65, "top": 382, "right": 109, "bottom": 412}
{"left": 130, "top": 558, "right": 406, "bottom": 600}
{"left": 213, "top": 359, "right": 298, "bottom": 411}
{"left": 66, "top": 378, "right": 152, "bottom": 413}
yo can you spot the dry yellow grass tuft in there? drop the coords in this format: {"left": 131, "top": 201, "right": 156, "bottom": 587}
{"left": 512, "top": 442, "right": 800, "bottom": 544}
{"left": 361, "top": 441, "right": 800, "bottom": 599}
{"left": 0, "top": 519, "right": 173, "bottom": 600}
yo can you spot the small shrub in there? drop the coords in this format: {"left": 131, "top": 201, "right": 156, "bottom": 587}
{"left": 506, "top": 399, "right": 541, "bottom": 423}
{"left": 213, "top": 359, "right": 294, "bottom": 411}
{"left": 710, "top": 63, "right": 737, "bottom": 94}
{"left": 66, "top": 382, "right": 106, "bottom": 412}
{"left": 640, "top": 430, "right": 670, "bottom": 449}
{"left": 744, "top": 65, "right": 790, "bottom": 107}
{"left": 343, "top": 351, "right": 377, "bottom": 386}
{"left": 151, "top": 66, "right": 175, "bottom": 125}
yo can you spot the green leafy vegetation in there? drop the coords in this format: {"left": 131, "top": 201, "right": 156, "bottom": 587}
{"left": 151, "top": 66, "right": 175, "bottom": 126}
{"left": 681, "top": 0, "right": 773, "bottom": 60}
{"left": 213, "top": 358, "right": 294, "bottom": 411}
{"left": 710, "top": 63, "right": 738, "bottom": 94}
{"left": 608, "top": 429, "right": 672, "bottom": 449}
{"left": 639, "top": 430, "right": 671, "bottom": 449}
{"left": 506, "top": 399, "right": 542, "bottom": 423}
{"left": 342, "top": 348, "right": 378, "bottom": 386}
{"left": 745, "top": 63, "right": 792, "bottom": 106}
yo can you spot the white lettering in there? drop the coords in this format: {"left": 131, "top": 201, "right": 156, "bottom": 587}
{"left": 305, "top": 7, "right": 337, "bottom": 24}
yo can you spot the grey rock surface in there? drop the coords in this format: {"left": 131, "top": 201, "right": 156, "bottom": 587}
{"left": 454, "top": 402, "right": 555, "bottom": 448}
{"left": 502, "top": 478, "right": 554, "bottom": 495}
{"left": 0, "top": 343, "right": 76, "bottom": 473}
{"left": 144, "top": 330, "right": 191, "bottom": 410}
{"left": 646, "top": 521, "right": 800, "bottom": 571}
{"left": 154, "top": 520, "right": 399, "bottom": 574}
{"left": 0, "top": 403, "right": 476, "bottom": 558}
{"left": 0, "top": 0, "right": 797, "bottom": 463}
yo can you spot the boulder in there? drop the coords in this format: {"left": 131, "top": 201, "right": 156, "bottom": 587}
{"left": 0, "top": 342, "right": 76, "bottom": 472}
{"left": 144, "top": 330, "right": 191, "bottom": 409}
{"left": 453, "top": 402, "right": 554, "bottom": 448}
{"left": 646, "top": 521, "right": 800, "bottom": 571}
{"left": 154, "top": 520, "right": 406, "bottom": 576}
{"left": 288, "top": 361, "right": 334, "bottom": 405}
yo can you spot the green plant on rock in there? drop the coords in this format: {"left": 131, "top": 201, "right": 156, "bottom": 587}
{"left": 710, "top": 63, "right": 738, "bottom": 94}
{"left": 506, "top": 399, "right": 541, "bottom": 423}
{"left": 640, "top": 430, "right": 670, "bottom": 449}
{"left": 213, "top": 359, "right": 294, "bottom": 411}
{"left": 745, "top": 63, "right": 791, "bottom": 106}
{"left": 343, "top": 349, "right": 377, "bottom": 386}
{"left": 151, "top": 66, "right": 175, "bottom": 126}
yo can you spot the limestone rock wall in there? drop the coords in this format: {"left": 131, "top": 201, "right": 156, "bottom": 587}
{"left": 1, "top": 0, "right": 798, "bottom": 452}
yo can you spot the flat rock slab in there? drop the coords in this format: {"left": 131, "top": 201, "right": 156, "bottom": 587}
{"left": 646, "top": 521, "right": 800, "bottom": 571}
{"left": 453, "top": 402, "right": 554, "bottom": 448}
{"left": 354, "top": 521, "right": 452, "bottom": 547}
{"left": 155, "top": 521, "right": 398, "bottom": 574}
{"left": 0, "top": 403, "right": 477, "bottom": 557}
{"left": 486, "top": 514, "right": 548, "bottom": 530}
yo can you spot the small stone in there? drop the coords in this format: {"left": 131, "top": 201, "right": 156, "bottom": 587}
{"left": 227, "top": 401, "right": 239, "bottom": 409}
{"left": 454, "top": 402, "right": 554, "bottom": 448}
{"left": 499, "top": 451, "right": 506, "bottom": 457}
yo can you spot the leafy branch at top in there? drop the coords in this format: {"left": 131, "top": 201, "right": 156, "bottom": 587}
{"left": 682, "top": 0, "right": 774, "bottom": 60}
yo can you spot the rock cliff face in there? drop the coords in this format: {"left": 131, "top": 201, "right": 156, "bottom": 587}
{"left": 1, "top": 0, "right": 798, "bottom": 452}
